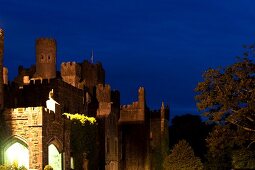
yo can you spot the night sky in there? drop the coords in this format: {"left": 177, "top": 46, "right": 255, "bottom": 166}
{"left": 1, "top": 1, "right": 255, "bottom": 119}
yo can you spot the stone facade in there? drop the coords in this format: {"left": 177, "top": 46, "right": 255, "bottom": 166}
{"left": 0, "top": 106, "right": 70, "bottom": 170}
{"left": 0, "top": 28, "right": 169, "bottom": 170}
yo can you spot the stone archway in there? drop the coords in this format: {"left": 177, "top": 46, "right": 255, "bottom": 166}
{"left": 48, "top": 144, "right": 62, "bottom": 170}
{"left": 3, "top": 138, "right": 29, "bottom": 169}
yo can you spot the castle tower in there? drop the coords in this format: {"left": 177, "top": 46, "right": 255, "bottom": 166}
{"left": 61, "top": 62, "right": 81, "bottom": 88}
{"left": 35, "top": 38, "right": 56, "bottom": 79}
{"left": 0, "top": 29, "right": 4, "bottom": 109}
{"left": 138, "top": 87, "right": 145, "bottom": 111}
{"left": 80, "top": 60, "right": 105, "bottom": 88}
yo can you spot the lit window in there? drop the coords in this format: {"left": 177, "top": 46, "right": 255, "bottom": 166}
{"left": 5, "top": 142, "right": 29, "bottom": 169}
{"left": 48, "top": 144, "right": 62, "bottom": 170}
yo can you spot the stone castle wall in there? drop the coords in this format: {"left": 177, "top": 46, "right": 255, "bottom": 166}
{"left": 61, "top": 62, "right": 81, "bottom": 88}
{"left": 4, "top": 79, "right": 86, "bottom": 115}
{"left": 1, "top": 106, "right": 70, "bottom": 170}
{"left": 80, "top": 60, "right": 105, "bottom": 88}
{"left": 119, "top": 87, "right": 145, "bottom": 123}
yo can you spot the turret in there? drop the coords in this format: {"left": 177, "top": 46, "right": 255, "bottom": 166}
{"left": 80, "top": 60, "right": 105, "bottom": 88}
{"left": 0, "top": 29, "right": 4, "bottom": 109}
{"left": 61, "top": 62, "right": 81, "bottom": 88}
{"left": 138, "top": 87, "right": 145, "bottom": 111}
{"left": 35, "top": 38, "right": 56, "bottom": 79}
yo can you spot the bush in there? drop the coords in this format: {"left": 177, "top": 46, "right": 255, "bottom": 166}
{"left": 163, "top": 140, "right": 203, "bottom": 170}
{"left": 44, "top": 165, "right": 53, "bottom": 170}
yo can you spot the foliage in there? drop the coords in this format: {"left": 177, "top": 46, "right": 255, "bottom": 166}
{"left": 204, "top": 125, "right": 234, "bottom": 170}
{"left": 71, "top": 121, "right": 98, "bottom": 170}
{"left": 195, "top": 57, "right": 255, "bottom": 132}
{"left": 64, "top": 112, "right": 98, "bottom": 169}
{"left": 44, "top": 165, "right": 53, "bottom": 170}
{"left": 163, "top": 140, "right": 203, "bottom": 170}
{"left": 195, "top": 45, "right": 255, "bottom": 169}
{"left": 63, "top": 113, "right": 96, "bottom": 125}
{"left": 232, "top": 147, "right": 255, "bottom": 169}
{"left": 0, "top": 162, "right": 27, "bottom": 170}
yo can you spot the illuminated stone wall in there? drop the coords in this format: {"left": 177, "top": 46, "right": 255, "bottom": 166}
{"left": 119, "top": 87, "right": 145, "bottom": 123}
{"left": 1, "top": 106, "right": 70, "bottom": 170}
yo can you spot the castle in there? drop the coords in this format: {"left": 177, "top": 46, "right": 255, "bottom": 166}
{"left": 0, "top": 28, "right": 169, "bottom": 170}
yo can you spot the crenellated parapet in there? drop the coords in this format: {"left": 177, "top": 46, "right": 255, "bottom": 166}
{"left": 61, "top": 62, "right": 81, "bottom": 76}
{"left": 80, "top": 60, "right": 105, "bottom": 87}
{"left": 96, "top": 84, "right": 111, "bottom": 102}
{"left": 61, "top": 62, "right": 81, "bottom": 88}
{"left": 96, "top": 84, "right": 111, "bottom": 117}
{"left": 119, "top": 87, "right": 146, "bottom": 123}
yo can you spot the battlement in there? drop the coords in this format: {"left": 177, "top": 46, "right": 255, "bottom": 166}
{"left": 120, "top": 102, "right": 139, "bottom": 111}
{"left": 96, "top": 84, "right": 111, "bottom": 102}
{"left": 97, "top": 83, "right": 110, "bottom": 91}
{"left": 61, "top": 61, "right": 81, "bottom": 76}
{"left": 36, "top": 38, "right": 56, "bottom": 46}
{"left": 119, "top": 87, "right": 146, "bottom": 124}
{"left": 61, "top": 61, "right": 77, "bottom": 66}
{"left": 80, "top": 60, "right": 105, "bottom": 86}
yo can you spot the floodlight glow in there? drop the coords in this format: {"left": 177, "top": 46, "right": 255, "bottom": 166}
{"left": 5, "top": 142, "right": 29, "bottom": 169}
{"left": 48, "top": 144, "right": 62, "bottom": 170}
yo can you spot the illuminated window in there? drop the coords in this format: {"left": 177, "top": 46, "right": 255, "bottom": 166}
{"left": 48, "top": 144, "right": 62, "bottom": 170}
{"left": 4, "top": 142, "right": 29, "bottom": 169}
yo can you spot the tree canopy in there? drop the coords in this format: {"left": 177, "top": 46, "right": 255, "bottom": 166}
{"left": 195, "top": 46, "right": 255, "bottom": 169}
{"left": 195, "top": 57, "right": 255, "bottom": 132}
{"left": 163, "top": 140, "right": 203, "bottom": 170}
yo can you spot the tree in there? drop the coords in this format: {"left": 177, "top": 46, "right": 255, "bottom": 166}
{"left": 195, "top": 46, "right": 255, "bottom": 169}
{"left": 195, "top": 55, "right": 255, "bottom": 133}
{"left": 232, "top": 147, "right": 255, "bottom": 169}
{"left": 163, "top": 140, "right": 203, "bottom": 170}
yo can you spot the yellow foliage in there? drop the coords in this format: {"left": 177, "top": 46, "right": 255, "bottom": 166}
{"left": 63, "top": 113, "right": 96, "bottom": 125}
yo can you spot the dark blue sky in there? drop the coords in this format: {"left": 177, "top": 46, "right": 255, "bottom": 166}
{"left": 1, "top": 1, "right": 255, "bottom": 119}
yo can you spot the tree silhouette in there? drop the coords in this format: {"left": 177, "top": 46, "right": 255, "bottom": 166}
{"left": 163, "top": 140, "right": 203, "bottom": 170}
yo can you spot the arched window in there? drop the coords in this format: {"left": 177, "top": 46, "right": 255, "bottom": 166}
{"left": 4, "top": 140, "right": 29, "bottom": 169}
{"left": 48, "top": 144, "right": 62, "bottom": 170}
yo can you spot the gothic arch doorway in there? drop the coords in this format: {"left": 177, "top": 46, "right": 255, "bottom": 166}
{"left": 4, "top": 139, "right": 29, "bottom": 169}
{"left": 48, "top": 144, "right": 62, "bottom": 170}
